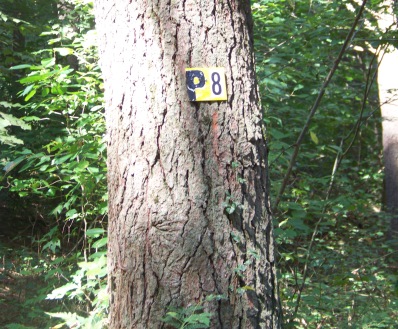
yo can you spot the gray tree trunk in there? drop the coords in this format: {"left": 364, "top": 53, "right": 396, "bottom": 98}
{"left": 380, "top": 55, "right": 398, "bottom": 239}
{"left": 94, "top": 0, "right": 281, "bottom": 328}
{"left": 377, "top": 6, "right": 398, "bottom": 241}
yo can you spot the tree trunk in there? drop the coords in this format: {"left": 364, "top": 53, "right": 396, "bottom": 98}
{"left": 94, "top": 0, "right": 281, "bottom": 328}
{"left": 377, "top": 3, "right": 398, "bottom": 241}
{"left": 379, "top": 49, "right": 398, "bottom": 239}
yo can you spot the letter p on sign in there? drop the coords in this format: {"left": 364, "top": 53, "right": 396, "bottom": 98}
{"left": 186, "top": 67, "right": 227, "bottom": 101}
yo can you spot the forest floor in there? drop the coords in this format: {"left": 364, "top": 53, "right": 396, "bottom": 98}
{"left": 0, "top": 203, "right": 52, "bottom": 328}
{"left": 1, "top": 199, "right": 398, "bottom": 328}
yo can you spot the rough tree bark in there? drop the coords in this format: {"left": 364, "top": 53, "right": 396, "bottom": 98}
{"left": 94, "top": 0, "right": 281, "bottom": 328}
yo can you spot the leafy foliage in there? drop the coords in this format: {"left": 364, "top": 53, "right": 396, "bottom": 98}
{"left": 160, "top": 295, "right": 228, "bottom": 329}
{"left": 253, "top": 0, "right": 397, "bottom": 327}
{"left": 161, "top": 305, "right": 213, "bottom": 329}
{"left": 1, "top": 0, "right": 107, "bottom": 328}
{"left": 0, "top": 106, "right": 30, "bottom": 145}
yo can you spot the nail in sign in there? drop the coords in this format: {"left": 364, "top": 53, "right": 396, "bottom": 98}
{"left": 186, "top": 67, "right": 227, "bottom": 101}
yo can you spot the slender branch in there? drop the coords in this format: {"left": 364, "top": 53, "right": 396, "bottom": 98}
{"left": 273, "top": 0, "right": 368, "bottom": 212}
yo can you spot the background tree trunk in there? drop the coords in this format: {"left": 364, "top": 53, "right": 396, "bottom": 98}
{"left": 95, "top": 0, "right": 281, "bottom": 327}
{"left": 377, "top": 3, "right": 398, "bottom": 241}
{"left": 379, "top": 48, "right": 398, "bottom": 239}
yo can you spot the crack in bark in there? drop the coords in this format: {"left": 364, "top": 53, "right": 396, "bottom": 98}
{"left": 180, "top": 169, "right": 191, "bottom": 239}
{"left": 226, "top": 0, "right": 237, "bottom": 109}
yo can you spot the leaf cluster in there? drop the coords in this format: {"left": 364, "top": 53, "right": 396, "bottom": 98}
{"left": 162, "top": 305, "right": 213, "bottom": 329}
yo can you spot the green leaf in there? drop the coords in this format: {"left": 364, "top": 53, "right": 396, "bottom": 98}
{"left": 46, "top": 283, "right": 78, "bottom": 299}
{"left": 3, "top": 155, "right": 28, "bottom": 175}
{"left": 53, "top": 153, "right": 74, "bottom": 165}
{"left": 24, "top": 89, "right": 36, "bottom": 101}
{"left": 21, "top": 84, "right": 34, "bottom": 97}
{"left": 19, "top": 72, "right": 53, "bottom": 84}
{"left": 66, "top": 208, "right": 78, "bottom": 219}
{"left": 310, "top": 131, "right": 319, "bottom": 145}
{"left": 41, "top": 87, "right": 50, "bottom": 97}
{"left": 41, "top": 57, "right": 55, "bottom": 67}
{"left": 86, "top": 228, "right": 106, "bottom": 237}
{"left": 226, "top": 203, "right": 236, "bottom": 214}
{"left": 9, "top": 64, "right": 32, "bottom": 70}
{"left": 74, "top": 160, "right": 90, "bottom": 172}
{"left": 240, "top": 285, "right": 255, "bottom": 291}
{"left": 92, "top": 237, "right": 108, "bottom": 249}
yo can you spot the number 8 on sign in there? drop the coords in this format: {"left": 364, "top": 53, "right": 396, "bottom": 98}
{"left": 186, "top": 67, "right": 227, "bottom": 101}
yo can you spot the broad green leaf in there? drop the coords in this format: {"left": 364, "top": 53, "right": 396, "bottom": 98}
{"left": 9, "top": 64, "right": 32, "bottom": 70}
{"left": 66, "top": 208, "right": 78, "bottom": 218}
{"left": 53, "top": 153, "right": 74, "bottom": 165}
{"left": 74, "top": 160, "right": 90, "bottom": 172}
{"left": 19, "top": 72, "right": 53, "bottom": 84}
{"left": 21, "top": 84, "right": 34, "bottom": 97}
{"left": 86, "top": 228, "right": 106, "bottom": 237}
{"left": 24, "top": 89, "right": 36, "bottom": 101}
{"left": 41, "top": 57, "right": 55, "bottom": 67}
{"left": 92, "top": 237, "right": 108, "bottom": 249}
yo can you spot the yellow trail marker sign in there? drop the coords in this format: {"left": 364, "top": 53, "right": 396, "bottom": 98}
{"left": 186, "top": 67, "right": 227, "bottom": 102}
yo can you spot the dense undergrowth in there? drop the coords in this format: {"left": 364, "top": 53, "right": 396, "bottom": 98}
{"left": 0, "top": 0, "right": 397, "bottom": 328}
{"left": 253, "top": 1, "right": 398, "bottom": 327}
{"left": 1, "top": 1, "right": 107, "bottom": 328}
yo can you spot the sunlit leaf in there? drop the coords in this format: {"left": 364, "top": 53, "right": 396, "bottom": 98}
{"left": 310, "top": 130, "right": 319, "bottom": 145}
